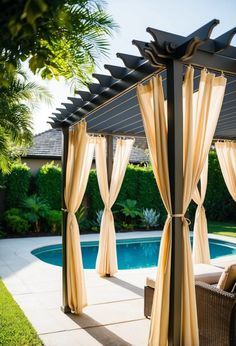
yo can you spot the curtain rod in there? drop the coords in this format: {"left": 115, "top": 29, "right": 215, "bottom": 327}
{"left": 87, "top": 131, "right": 146, "bottom": 139}
{"left": 212, "top": 138, "right": 236, "bottom": 143}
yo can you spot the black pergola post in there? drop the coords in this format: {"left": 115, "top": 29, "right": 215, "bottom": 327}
{"left": 105, "top": 134, "right": 113, "bottom": 277}
{"left": 61, "top": 126, "right": 71, "bottom": 313}
{"left": 166, "top": 60, "right": 183, "bottom": 345}
{"left": 106, "top": 135, "right": 113, "bottom": 188}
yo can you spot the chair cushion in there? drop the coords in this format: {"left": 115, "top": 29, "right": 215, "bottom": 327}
{"left": 146, "top": 276, "right": 156, "bottom": 289}
{"left": 194, "top": 264, "right": 224, "bottom": 284}
{"left": 217, "top": 264, "right": 236, "bottom": 292}
{"left": 146, "top": 264, "right": 224, "bottom": 289}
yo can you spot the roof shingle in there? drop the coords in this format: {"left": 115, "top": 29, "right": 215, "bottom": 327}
{"left": 26, "top": 129, "right": 148, "bottom": 163}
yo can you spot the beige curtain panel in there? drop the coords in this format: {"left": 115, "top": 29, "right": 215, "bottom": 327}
{"left": 137, "top": 75, "right": 172, "bottom": 345}
{"left": 95, "top": 137, "right": 134, "bottom": 276}
{"left": 64, "top": 121, "right": 95, "bottom": 314}
{"left": 215, "top": 141, "right": 236, "bottom": 201}
{"left": 192, "top": 158, "right": 211, "bottom": 264}
{"left": 137, "top": 66, "right": 226, "bottom": 346}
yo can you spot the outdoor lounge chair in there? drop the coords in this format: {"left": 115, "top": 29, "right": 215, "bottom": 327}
{"left": 144, "top": 264, "right": 236, "bottom": 346}
{"left": 144, "top": 264, "right": 224, "bottom": 318}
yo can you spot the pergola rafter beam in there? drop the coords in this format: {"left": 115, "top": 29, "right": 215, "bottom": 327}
{"left": 51, "top": 20, "right": 236, "bottom": 139}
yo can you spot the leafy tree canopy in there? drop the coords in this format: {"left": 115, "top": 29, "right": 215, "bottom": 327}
{"left": 0, "top": 67, "right": 52, "bottom": 171}
{"left": 0, "top": 0, "right": 116, "bottom": 85}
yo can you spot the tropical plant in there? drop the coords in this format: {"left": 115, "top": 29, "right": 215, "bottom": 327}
{"left": 142, "top": 208, "right": 160, "bottom": 229}
{"left": 96, "top": 209, "right": 103, "bottom": 226}
{"left": 4, "top": 208, "right": 30, "bottom": 234}
{"left": 75, "top": 205, "right": 90, "bottom": 230}
{"left": 90, "top": 209, "right": 103, "bottom": 232}
{"left": 117, "top": 199, "right": 142, "bottom": 219}
{"left": 117, "top": 199, "right": 142, "bottom": 230}
{"left": 0, "top": 69, "right": 51, "bottom": 172}
{"left": 22, "top": 195, "right": 49, "bottom": 232}
{"left": 46, "top": 210, "right": 61, "bottom": 234}
{"left": 0, "top": 0, "right": 117, "bottom": 86}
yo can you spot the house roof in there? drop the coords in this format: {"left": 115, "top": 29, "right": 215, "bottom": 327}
{"left": 26, "top": 129, "right": 149, "bottom": 163}
{"left": 49, "top": 19, "right": 236, "bottom": 141}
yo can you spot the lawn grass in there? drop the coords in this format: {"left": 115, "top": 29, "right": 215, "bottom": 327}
{"left": 0, "top": 279, "right": 43, "bottom": 346}
{"left": 208, "top": 221, "right": 236, "bottom": 238}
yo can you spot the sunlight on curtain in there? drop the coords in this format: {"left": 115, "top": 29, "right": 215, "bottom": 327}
{"left": 64, "top": 121, "right": 95, "bottom": 314}
{"left": 137, "top": 66, "right": 226, "bottom": 345}
{"left": 192, "top": 158, "right": 211, "bottom": 264}
{"left": 95, "top": 137, "right": 134, "bottom": 276}
{"left": 216, "top": 141, "right": 236, "bottom": 201}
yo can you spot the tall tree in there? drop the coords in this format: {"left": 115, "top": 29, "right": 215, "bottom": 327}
{"left": 0, "top": 69, "right": 51, "bottom": 172}
{"left": 0, "top": 0, "right": 116, "bottom": 86}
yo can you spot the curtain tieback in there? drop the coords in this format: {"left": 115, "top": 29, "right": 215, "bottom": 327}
{"left": 61, "top": 208, "right": 75, "bottom": 216}
{"left": 168, "top": 213, "right": 184, "bottom": 218}
{"left": 168, "top": 213, "right": 191, "bottom": 225}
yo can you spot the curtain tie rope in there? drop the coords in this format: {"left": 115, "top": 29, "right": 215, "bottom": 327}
{"left": 168, "top": 213, "right": 184, "bottom": 217}
{"left": 61, "top": 208, "right": 74, "bottom": 214}
{"left": 168, "top": 213, "right": 191, "bottom": 225}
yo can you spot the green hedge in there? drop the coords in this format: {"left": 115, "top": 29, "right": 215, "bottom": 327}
{"left": 5, "top": 163, "right": 31, "bottom": 209}
{"left": 36, "top": 162, "right": 61, "bottom": 210}
{"left": 2, "top": 151, "right": 236, "bottom": 226}
{"left": 86, "top": 170, "right": 103, "bottom": 218}
{"left": 86, "top": 165, "right": 166, "bottom": 224}
{"left": 86, "top": 153, "right": 236, "bottom": 225}
{"left": 205, "top": 151, "right": 236, "bottom": 221}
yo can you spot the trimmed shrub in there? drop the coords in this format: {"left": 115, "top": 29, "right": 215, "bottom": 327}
{"left": 205, "top": 151, "right": 236, "bottom": 221}
{"left": 4, "top": 208, "right": 30, "bottom": 234}
{"left": 116, "top": 165, "right": 139, "bottom": 204}
{"left": 135, "top": 166, "right": 166, "bottom": 225}
{"left": 86, "top": 169, "right": 103, "bottom": 219}
{"left": 5, "top": 163, "right": 31, "bottom": 209}
{"left": 46, "top": 210, "right": 62, "bottom": 234}
{"left": 86, "top": 165, "right": 166, "bottom": 227}
{"left": 36, "top": 162, "right": 61, "bottom": 210}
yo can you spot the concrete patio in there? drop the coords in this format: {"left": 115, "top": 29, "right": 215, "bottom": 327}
{"left": 0, "top": 232, "right": 235, "bottom": 346}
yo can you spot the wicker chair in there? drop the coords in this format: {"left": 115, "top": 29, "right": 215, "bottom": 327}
{"left": 144, "top": 282, "right": 236, "bottom": 346}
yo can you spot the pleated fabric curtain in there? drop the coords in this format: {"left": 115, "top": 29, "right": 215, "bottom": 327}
{"left": 95, "top": 137, "right": 134, "bottom": 276}
{"left": 215, "top": 141, "right": 236, "bottom": 201}
{"left": 192, "top": 158, "right": 211, "bottom": 264}
{"left": 137, "top": 66, "right": 226, "bottom": 346}
{"left": 64, "top": 121, "right": 95, "bottom": 314}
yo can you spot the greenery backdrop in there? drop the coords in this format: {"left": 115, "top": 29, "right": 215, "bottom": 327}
{"left": 1, "top": 150, "right": 236, "bottom": 235}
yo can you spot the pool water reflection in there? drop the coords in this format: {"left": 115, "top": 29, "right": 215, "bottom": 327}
{"left": 32, "top": 237, "right": 236, "bottom": 270}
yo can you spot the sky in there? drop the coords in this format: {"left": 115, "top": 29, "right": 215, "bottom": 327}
{"left": 31, "top": 0, "right": 236, "bottom": 134}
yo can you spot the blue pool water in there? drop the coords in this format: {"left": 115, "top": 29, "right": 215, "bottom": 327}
{"left": 32, "top": 237, "right": 236, "bottom": 270}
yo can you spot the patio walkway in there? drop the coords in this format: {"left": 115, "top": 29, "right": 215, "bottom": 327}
{"left": 0, "top": 232, "right": 235, "bottom": 346}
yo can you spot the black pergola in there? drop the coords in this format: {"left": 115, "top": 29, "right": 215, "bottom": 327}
{"left": 49, "top": 19, "right": 236, "bottom": 345}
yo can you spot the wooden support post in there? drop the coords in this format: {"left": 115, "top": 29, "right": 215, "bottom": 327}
{"left": 106, "top": 135, "right": 113, "bottom": 277}
{"left": 61, "top": 126, "right": 71, "bottom": 313}
{"left": 166, "top": 60, "right": 183, "bottom": 346}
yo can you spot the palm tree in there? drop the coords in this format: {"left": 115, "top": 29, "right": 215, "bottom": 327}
{"left": 0, "top": 0, "right": 117, "bottom": 86}
{"left": 22, "top": 195, "right": 49, "bottom": 233}
{"left": 0, "top": 69, "right": 52, "bottom": 172}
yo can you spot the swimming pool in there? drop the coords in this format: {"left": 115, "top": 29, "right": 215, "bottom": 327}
{"left": 32, "top": 237, "right": 236, "bottom": 270}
